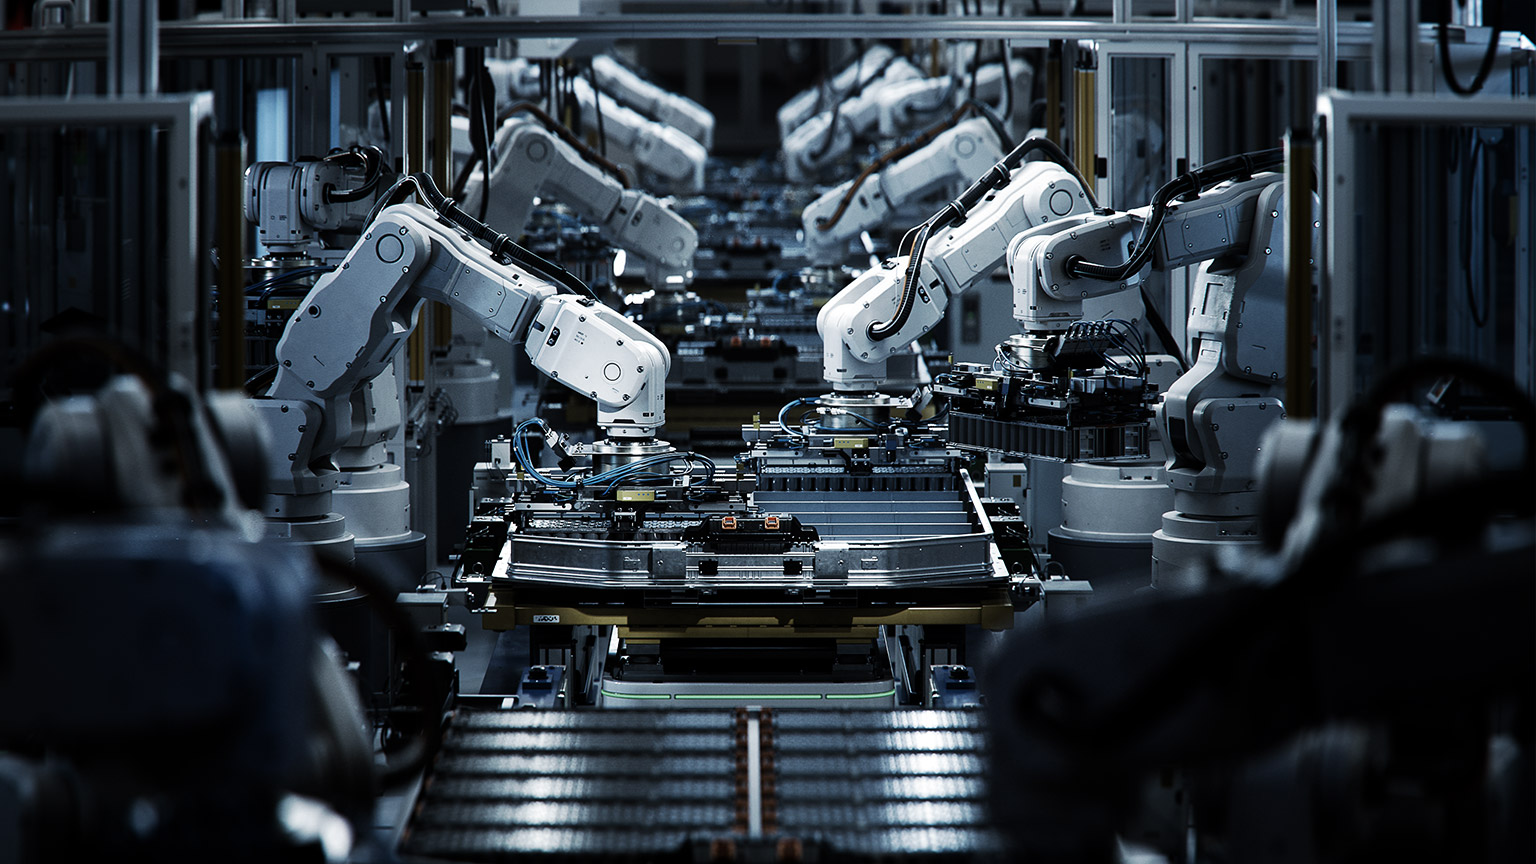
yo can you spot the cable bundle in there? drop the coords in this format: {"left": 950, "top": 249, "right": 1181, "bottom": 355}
{"left": 510, "top": 417, "right": 715, "bottom": 498}
{"left": 1064, "top": 319, "right": 1148, "bottom": 376}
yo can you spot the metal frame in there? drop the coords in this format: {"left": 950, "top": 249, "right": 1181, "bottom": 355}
{"left": 1315, "top": 92, "right": 1536, "bottom": 418}
{"left": 0, "top": 95, "right": 212, "bottom": 386}
{"left": 0, "top": 16, "right": 1382, "bottom": 61}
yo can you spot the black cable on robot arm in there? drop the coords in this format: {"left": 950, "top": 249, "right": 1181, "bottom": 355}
{"left": 1438, "top": 0, "right": 1505, "bottom": 97}
{"left": 365, "top": 173, "right": 601, "bottom": 303}
{"left": 1064, "top": 147, "right": 1284, "bottom": 282}
{"left": 867, "top": 136, "right": 1098, "bottom": 341}
{"left": 326, "top": 146, "right": 387, "bottom": 203}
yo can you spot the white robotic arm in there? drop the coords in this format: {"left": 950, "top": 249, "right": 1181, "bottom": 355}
{"left": 875, "top": 59, "right": 1025, "bottom": 137}
{"left": 781, "top": 57, "right": 922, "bottom": 183}
{"left": 817, "top": 160, "right": 1093, "bottom": 391}
{"left": 257, "top": 202, "right": 668, "bottom": 501}
{"left": 777, "top": 43, "right": 897, "bottom": 141}
{"left": 571, "top": 77, "right": 707, "bottom": 192}
{"left": 460, "top": 115, "right": 698, "bottom": 285}
{"left": 1006, "top": 165, "right": 1310, "bottom": 508}
{"left": 244, "top": 149, "right": 389, "bottom": 261}
{"left": 483, "top": 58, "right": 707, "bottom": 192}
{"left": 591, "top": 54, "right": 714, "bottom": 151}
{"left": 800, "top": 116, "right": 1003, "bottom": 265}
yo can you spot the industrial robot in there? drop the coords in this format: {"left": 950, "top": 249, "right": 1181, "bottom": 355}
{"left": 251, "top": 177, "right": 672, "bottom": 566}
{"left": 459, "top": 110, "right": 698, "bottom": 288}
{"left": 799, "top": 115, "right": 1005, "bottom": 266}
{"left": 1002, "top": 148, "right": 1312, "bottom": 586}
{"left": 811, "top": 138, "right": 1099, "bottom": 427}
{"left": 485, "top": 57, "right": 708, "bottom": 192}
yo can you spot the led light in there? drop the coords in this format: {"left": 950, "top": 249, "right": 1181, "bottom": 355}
{"left": 612, "top": 249, "right": 627, "bottom": 277}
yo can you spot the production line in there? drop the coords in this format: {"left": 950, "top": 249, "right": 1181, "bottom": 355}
{"left": 1, "top": 3, "right": 1534, "bottom": 862}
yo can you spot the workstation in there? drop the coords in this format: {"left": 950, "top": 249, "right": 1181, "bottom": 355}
{"left": 0, "top": 1, "right": 1533, "bottom": 861}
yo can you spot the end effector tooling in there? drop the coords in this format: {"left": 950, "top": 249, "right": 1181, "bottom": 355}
{"left": 460, "top": 114, "right": 698, "bottom": 286}
{"left": 817, "top": 158, "right": 1094, "bottom": 391}
{"left": 257, "top": 201, "right": 668, "bottom": 501}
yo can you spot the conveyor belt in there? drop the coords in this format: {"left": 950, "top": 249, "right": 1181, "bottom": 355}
{"left": 400, "top": 707, "right": 1002, "bottom": 862}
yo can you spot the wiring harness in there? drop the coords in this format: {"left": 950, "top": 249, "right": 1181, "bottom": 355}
{"left": 511, "top": 417, "right": 715, "bottom": 498}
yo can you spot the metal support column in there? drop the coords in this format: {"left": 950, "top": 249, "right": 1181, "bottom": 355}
{"left": 1284, "top": 129, "right": 1314, "bottom": 419}
{"left": 215, "top": 59, "right": 246, "bottom": 391}
{"left": 1072, "top": 43, "right": 1097, "bottom": 199}
{"left": 108, "top": 0, "right": 157, "bottom": 95}
{"left": 1371, "top": 0, "right": 1419, "bottom": 93}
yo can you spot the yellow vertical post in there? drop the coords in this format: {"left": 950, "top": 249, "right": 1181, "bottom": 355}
{"left": 431, "top": 51, "right": 455, "bottom": 351}
{"left": 1072, "top": 50, "right": 1096, "bottom": 196}
{"left": 405, "top": 59, "right": 428, "bottom": 384}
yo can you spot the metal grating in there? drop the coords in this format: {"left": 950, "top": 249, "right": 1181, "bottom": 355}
{"left": 400, "top": 708, "right": 1003, "bottom": 862}
{"left": 768, "top": 709, "right": 1002, "bottom": 859}
{"left": 401, "top": 710, "right": 738, "bottom": 861}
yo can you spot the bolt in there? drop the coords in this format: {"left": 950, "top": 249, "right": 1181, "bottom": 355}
{"left": 579, "top": 315, "right": 586, "bottom": 322}
{"left": 306, "top": 380, "right": 314, "bottom": 387}
{"left": 379, "top": 295, "right": 386, "bottom": 303}
{"left": 617, "top": 339, "right": 624, "bottom": 346}
{"left": 623, "top": 394, "right": 630, "bottom": 401}
{"left": 280, "top": 405, "right": 289, "bottom": 413}
{"left": 399, "top": 226, "right": 407, "bottom": 234}
{"left": 283, "top": 359, "right": 292, "bottom": 367}
{"left": 637, "top": 366, "right": 644, "bottom": 372}
{"left": 288, "top": 454, "right": 295, "bottom": 461}
{"left": 1220, "top": 451, "right": 1228, "bottom": 459}
{"left": 1264, "top": 247, "right": 1272, "bottom": 255}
